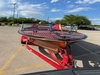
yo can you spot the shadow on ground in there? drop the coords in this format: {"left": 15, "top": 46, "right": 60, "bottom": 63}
{"left": 38, "top": 41, "right": 100, "bottom": 68}
{"left": 22, "top": 41, "right": 100, "bottom": 75}
{"left": 71, "top": 41, "right": 100, "bottom": 68}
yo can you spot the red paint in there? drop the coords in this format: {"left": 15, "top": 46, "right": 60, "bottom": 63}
{"left": 21, "top": 35, "right": 27, "bottom": 42}
{"left": 22, "top": 38, "right": 74, "bottom": 69}
{"left": 26, "top": 40, "right": 64, "bottom": 70}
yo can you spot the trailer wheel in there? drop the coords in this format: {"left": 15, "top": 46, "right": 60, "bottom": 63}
{"left": 21, "top": 41, "right": 26, "bottom": 44}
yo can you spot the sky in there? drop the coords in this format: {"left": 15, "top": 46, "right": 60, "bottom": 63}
{"left": 0, "top": 0, "right": 100, "bottom": 25}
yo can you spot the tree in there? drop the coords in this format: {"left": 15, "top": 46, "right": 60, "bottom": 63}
{"left": 75, "top": 15, "right": 91, "bottom": 27}
{"left": 63, "top": 14, "right": 77, "bottom": 24}
{"left": 34, "top": 19, "right": 41, "bottom": 23}
{"left": 40, "top": 20, "right": 49, "bottom": 24}
{"left": 7, "top": 17, "right": 14, "bottom": 22}
{"left": 55, "top": 20, "right": 61, "bottom": 24}
{"left": 0, "top": 17, "right": 7, "bottom": 22}
{"left": 55, "top": 14, "right": 91, "bottom": 27}
{"left": 55, "top": 20, "right": 68, "bottom": 25}
{"left": 15, "top": 17, "right": 35, "bottom": 23}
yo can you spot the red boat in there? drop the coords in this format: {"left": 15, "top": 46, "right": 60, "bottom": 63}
{"left": 18, "top": 24, "right": 87, "bottom": 70}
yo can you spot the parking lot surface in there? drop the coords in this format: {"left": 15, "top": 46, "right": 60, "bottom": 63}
{"left": 0, "top": 26, "right": 100, "bottom": 75}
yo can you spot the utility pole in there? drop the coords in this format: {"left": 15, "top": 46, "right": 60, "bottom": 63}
{"left": 13, "top": 3, "right": 16, "bottom": 23}
{"left": 47, "top": 16, "right": 49, "bottom": 22}
{"left": 17, "top": 12, "right": 18, "bottom": 18}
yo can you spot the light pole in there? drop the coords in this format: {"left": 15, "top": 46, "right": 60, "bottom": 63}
{"left": 47, "top": 16, "right": 49, "bottom": 22}
{"left": 17, "top": 12, "right": 18, "bottom": 18}
{"left": 13, "top": 3, "right": 16, "bottom": 23}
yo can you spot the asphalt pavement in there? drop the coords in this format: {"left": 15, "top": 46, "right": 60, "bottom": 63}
{"left": 0, "top": 26, "right": 100, "bottom": 75}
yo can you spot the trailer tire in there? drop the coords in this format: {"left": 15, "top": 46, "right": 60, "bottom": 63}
{"left": 21, "top": 41, "right": 26, "bottom": 44}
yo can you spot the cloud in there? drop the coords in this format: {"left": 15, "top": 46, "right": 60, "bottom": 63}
{"left": 61, "top": 0, "right": 71, "bottom": 3}
{"left": 49, "top": 18, "right": 62, "bottom": 21}
{"left": 51, "top": 0, "right": 59, "bottom": 3}
{"left": 0, "top": 0, "right": 14, "bottom": 17}
{"left": 0, "top": 0, "right": 47, "bottom": 18}
{"left": 20, "top": 10, "right": 44, "bottom": 18}
{"left": 68, "top": 7, "right": 91, "bottom": 12}
{"left": 0, "top": 11, "right": 12, "bottom": 17}
{"left": 17, "top": 3, "right": 46, "bottom": 17}
{"left": 89, "top": 18, "right": 100, "bottom": 21}
{"left": 76, "top": 0, "right": 100, "bottom": 4}
{"left": 9, "top": 0, "right": 17, "bottom": 3}
{"left": 51, "top": 8, "right": 61, "bottom": 12}
{"left": 92, "top": 21, "right": 100, "bottom": 25}
{"left": 67, "top": 5, "right": 75, "bottom": 8}
{"left": 67, "top": 0, "right": 71, "bottom": 3}
{"left": 17, "top": 3, "right": 42, "bottom": 11}
{"left": 89, "top": 18, "right": 100, "bottom": 25}
{"left": 0, "top": 0, "right": 5, "bottom": 8}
